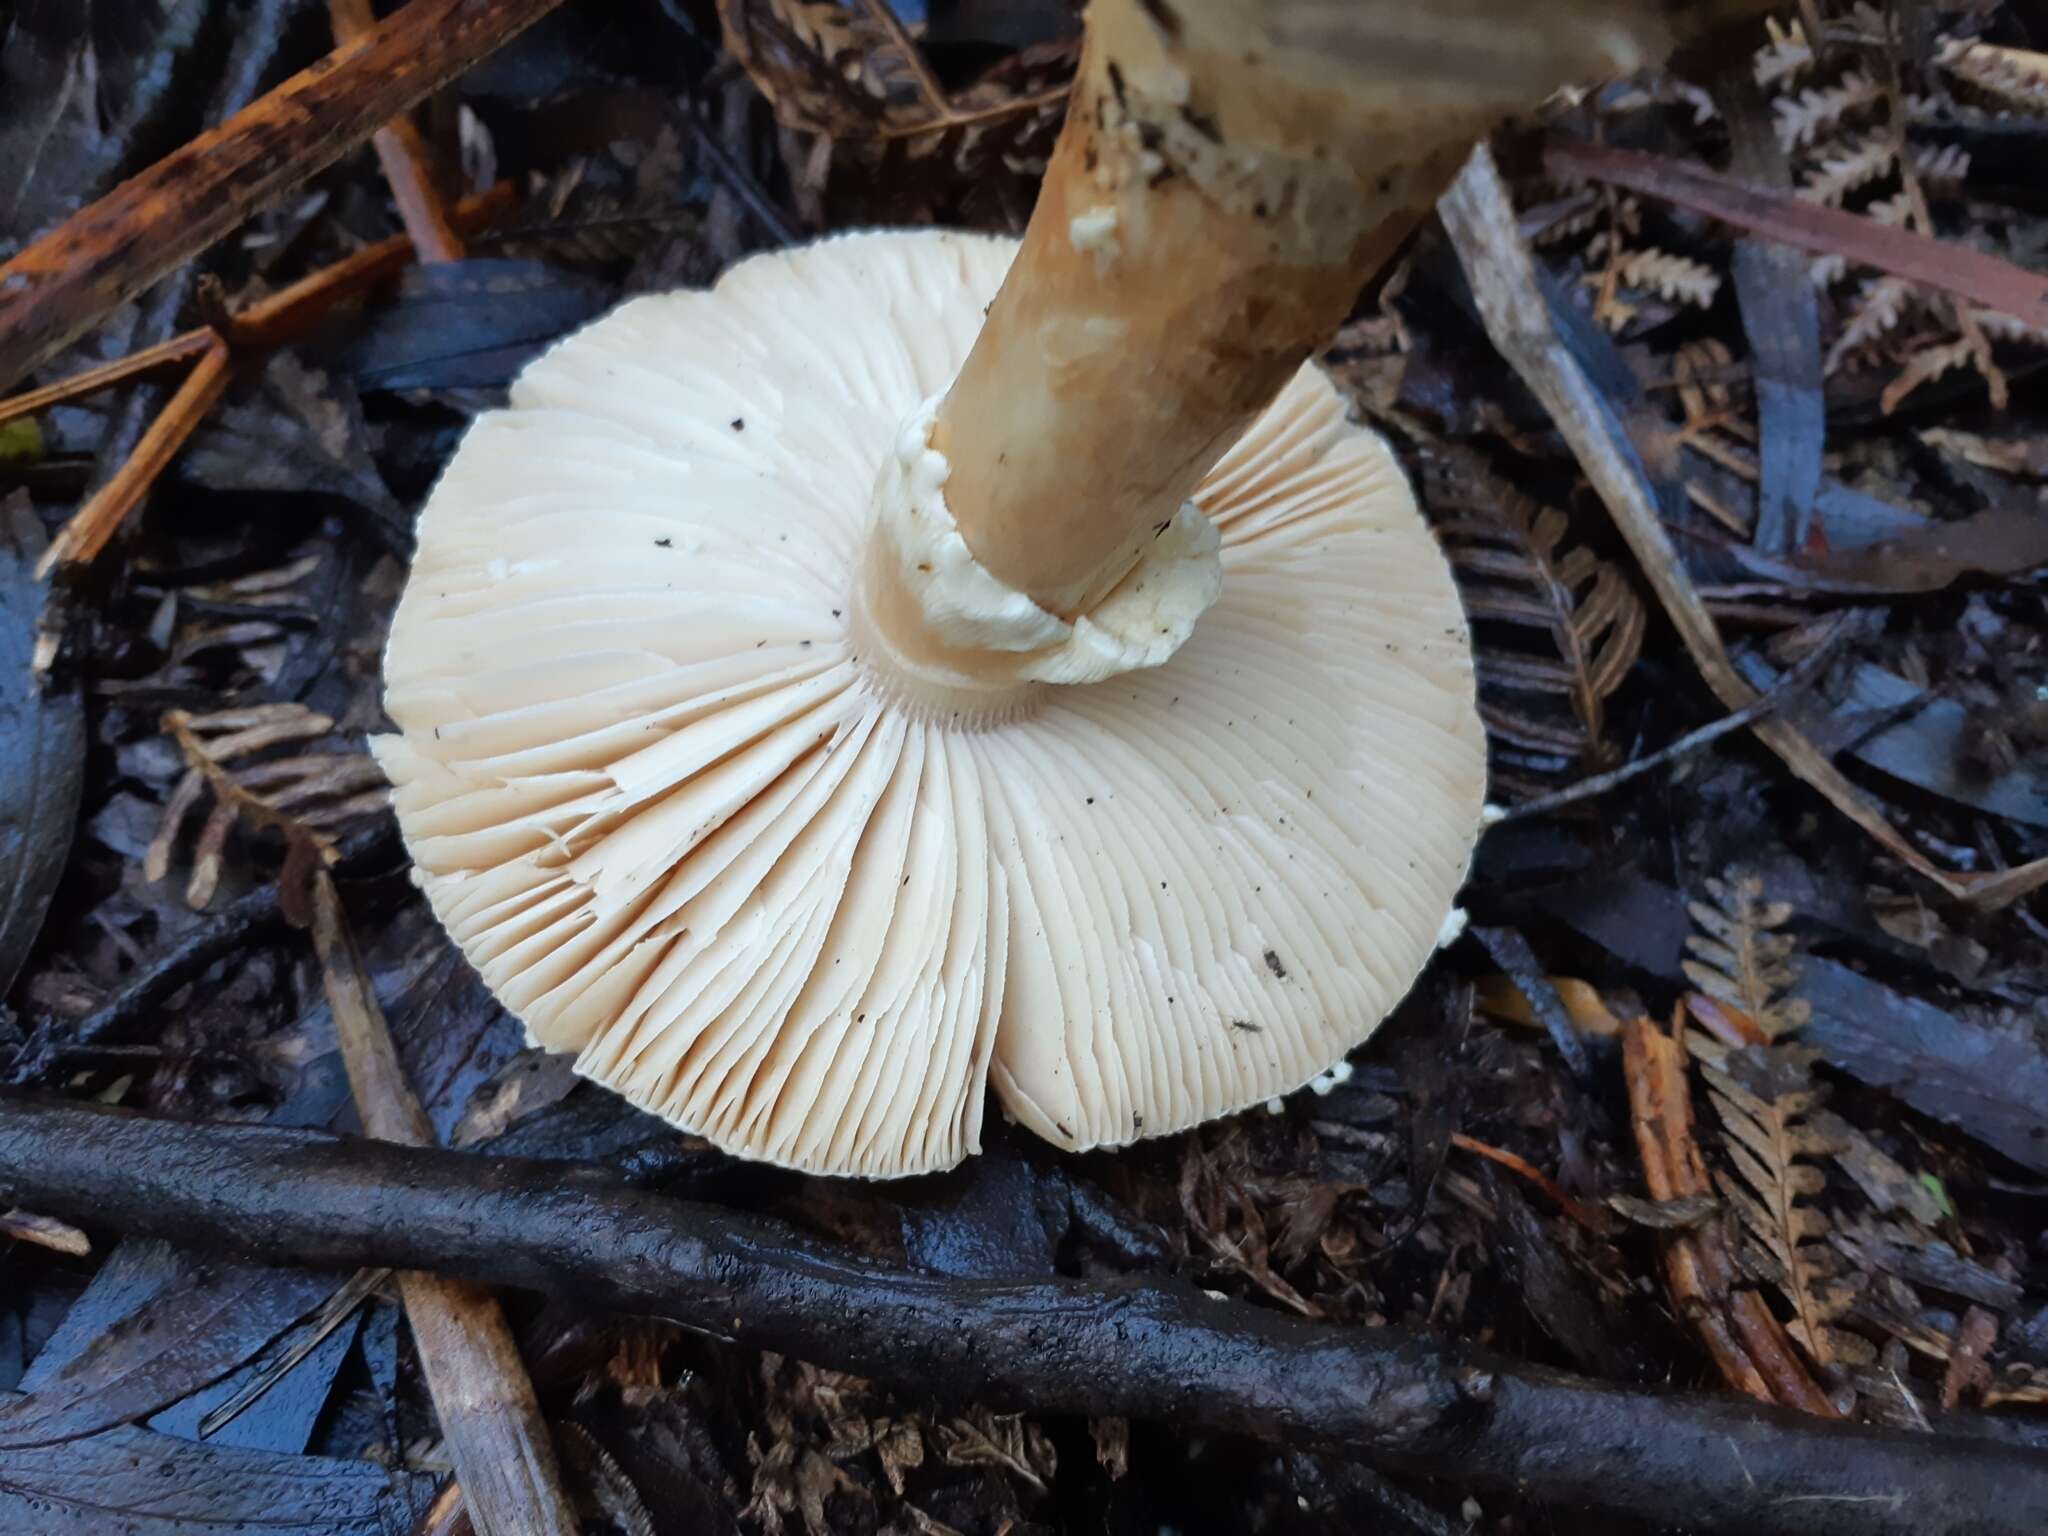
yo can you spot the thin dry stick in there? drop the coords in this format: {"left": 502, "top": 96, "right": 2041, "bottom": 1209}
{"left": 36, "top": 336, "right": 232, "bottom": 577}
{"left": 1438, "top": 143, "right": 2048, "bottom": 909}
{"left": 0, "top": 0, "right": 563, "bottom": 393}
{"left": 329, "top": 0, "right": 468, "bottom": 263}
{"left": 12, "top": 187, "right": 514, "bottom": 581}
{"left": 1544, "top": 138, "right": 2048, "bottom": 335}
{"left": 309, "top": 873, "right": 578, "bottom": 1536}
{"left": 1449, "top": 1133, "right": 1615, "bottom": 1233}
{"left": 0, "top": 333, "right": 217, "bottom": 429}
{"left": 0, "top": 1207, "right": 90, "bottom": 1256}
{"left": 1498, "top": 615, "right": 1855, "bottom": 822}
{"left": 1621, "top": 1011, "right": 1836, "bottom": 1411}
{"left": 232, "top": 183, "right": 513, "bottom": 345}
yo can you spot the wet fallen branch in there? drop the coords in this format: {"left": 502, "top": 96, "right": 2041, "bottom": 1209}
{"left": 0, "top": 1096, "right": 2041, "bottom": 1536}
{"left": 0, "top": 0, "right": 563, "bottom": 393}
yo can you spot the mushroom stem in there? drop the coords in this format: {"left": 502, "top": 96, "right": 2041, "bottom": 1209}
{"left": 925, "top": 0, "right": 1715, "bottom": 621}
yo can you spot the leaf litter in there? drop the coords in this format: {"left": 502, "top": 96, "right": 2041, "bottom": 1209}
{"left": 0, "top": 0, "right": 2046, "bottom": 1531}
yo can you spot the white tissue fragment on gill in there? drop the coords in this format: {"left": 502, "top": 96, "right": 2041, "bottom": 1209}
{"left": 1436, "top": 906, "right": 1469, "bottom": 948}
{"left": 870, "top": 396, "right": 1220, "bottom": 684}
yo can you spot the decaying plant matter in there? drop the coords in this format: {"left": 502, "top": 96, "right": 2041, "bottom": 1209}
{"left": 4, "top": 0, "right": 2048, "bottom": 1530}
{"left": 3, "top": 1096, "right": 2046, "bottom": 1536}
{"left": 1428, "top": 446, "right": 1648, "bottom": 796}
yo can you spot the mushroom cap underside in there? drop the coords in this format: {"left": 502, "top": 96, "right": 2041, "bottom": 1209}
{"left": 373, "top": 229, "right": 1486, "bottom": 1178}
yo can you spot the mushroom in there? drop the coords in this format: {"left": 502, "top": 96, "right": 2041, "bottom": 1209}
{"left": 375, "top": 0, "right": 1691, "bottom": 1176}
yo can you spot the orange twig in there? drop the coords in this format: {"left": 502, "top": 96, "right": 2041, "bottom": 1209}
{"left": 0, "top": 332, "right": 217, "bottom": 428}
{"left": 38, "top": 338, "right": 233, "bottom": 577}
{"left": 0, "top": 0, "right": 561, "bottom": 393}
{"left": 1450, "top": 1133, "right": 1616, "bottom": 1234}
{"left": 369, "top": 117, "right": 468, "bottom": 264}
{"left": 329, "top": 0, "right": 468, "bottom": 264}
{"left": 230, "top": 182, "right": 513, "bottom": 346}
{"left": 8, "top": 186, "right": 514, "bottom": 580}
{"left": 1621, "top": 1011, "right": 1836, "bottom": 1415}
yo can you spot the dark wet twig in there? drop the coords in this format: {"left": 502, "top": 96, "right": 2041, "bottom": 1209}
{"left": 1499, "top": 615, "right": 1857, "bottom": 823}
{"left": 683, "top": 98, "right": 802, "bottom": 248}
{"left": 1469, "top": 926, "right": 1591, "bottom": 1079}
{"left": 1291, "top": 1452, "right": 1467, "bottom": 1536}
{"left": 1, "top": 1096, "right": 2043, "bottom": 1536}
{"left": 4, "top": 885, "right": 285, "bottom": 1086}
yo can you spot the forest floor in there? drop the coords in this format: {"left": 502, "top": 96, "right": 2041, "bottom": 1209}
{"left": 0, "top": 1, "right": 2045, "bottom": 1533}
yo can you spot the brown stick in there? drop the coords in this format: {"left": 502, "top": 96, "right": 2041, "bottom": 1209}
{"left": 2, "top": 1095, "right": 2042, "bottom": 1536}
{"left": 309, "top": 875, "right": 578, "bottom": 1536}
{"left": 329, "top": 0, "right": 469, "bottom": 264}
{"left": 7, "top": 186, "right": 514, "bottom": 579}
{"left": 0, "top": 185, "right": 513, "bottom": 430}
{"left": 1545, "top": 137, "right": 2048, "bottom": 334}
{"left": 0, "top": 0, "right": 562, "bottom": 394}
{"left": 1449, "top": 1133, "right": 1615, "bottom": 1234}
{"left": 1622, "top": 1012, "right": 1837, "bottom": 1415}
{"left": 930, "top": 0, "right": 1771, "bottom": 617}
{"left": 36, "top": 338, "right": 233, "bottom": 577}
{"left": 0, "top": 333, "right": 217, "bottom": 429}
{"left": 232, "top": 183, "right": 515, "bottom": 347}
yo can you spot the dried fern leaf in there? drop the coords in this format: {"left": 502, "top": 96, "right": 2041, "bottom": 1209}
{"left": 1682, "top": 871, "right": 1811, "bottom": 1040}
{"left": 717, "top": 0, "right": 1072, "bottom": 182}
{"left": 1753, "top": 17, "right": 1813, "bottom": 89}
{"left": 1913, "top": 141, "right": 1972, "bottom": 190}
{"left": 148, "top": 703, "right": 389, "bottom": 908}
{"left": 1798, "top": 136, "right": 1895, "bottom": 206}
{"left": 1878, "top": 337, "right": 1975, "bottom": 414}
{"left": 1529, "top": 195, "right": 1602, "bottom": 248}
{"left": 1774, "top": 72, "right": 1884, "bottom": 150}
{"left": 1972, "top": 308, "right": 2048, "bottom": 345}
{"left": 1939, "top": 40, "right": 2048, "bottom": 115}
{"left": 1826, "top": 275, "right": 1916, "bottom": 372}
{"left": 1428, "top": 453, "right": 1646, "bottom": 783}
{"left": 1702, "top": 1044, "right": 1860, "bottom": 1368}
{"left": 1610, "top": 248, "right": 1721, "bottom": 309}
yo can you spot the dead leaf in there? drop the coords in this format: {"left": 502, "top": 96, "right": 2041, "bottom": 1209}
{"left": 935, "top": 1410, "right": 1054, "bottom": 1495}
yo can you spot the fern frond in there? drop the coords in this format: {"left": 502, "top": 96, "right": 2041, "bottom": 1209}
{"left": 1798, "top": 136, "right": 1895, "bottom": 206}
{"left": 1427, "top": 453, "right": 1647, "bottom": 790}
{"left": 1912, "top": 141, "right": 1972, "bottom": 189}
{"left": 1877, "top": 337, "right": 1976, "bottom": 413}
{"left": 1826, "top": 275, "right": 1916, "bottom": 372}
{"left": 1531, "top": 199, "right": 1602, "bottom": 248}
{"left": 1754, "top": 18, "right": 1813, "bottom": 89}
{"left": 1683, "top": 871, "right": 1811, "bottom": 1040}
{"left": 1972, "top": 309, "right": 2048, "bottom": 345}
{"left": 1774, "top": 72, "right": 1884, "bottom": 150}
{"left": 1939, "top": 40, "right": 2048, "bottom": 115}
{"left": 1702, "top": 1045, "right": 1859, "bottom": 1368}
{"left": 1611, "top": 248, "right": 1722, "bottom": 309}
{"left": 1839, "top": 2, "right": 1890, "bottom": 43}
